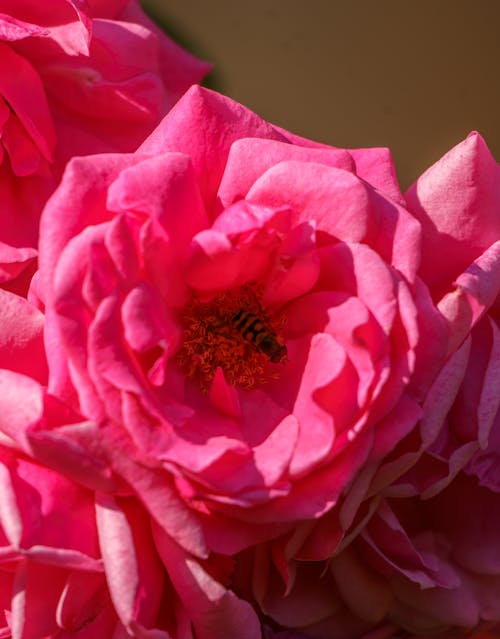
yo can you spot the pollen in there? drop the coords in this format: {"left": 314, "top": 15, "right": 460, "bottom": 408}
{"left": 176, "top": 284, "right": 287, "bottom": 391}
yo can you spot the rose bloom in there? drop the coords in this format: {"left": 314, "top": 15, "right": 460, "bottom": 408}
{"left": 0, "top": 289, "right": 260, "bottom": 638}
{"left": 232, "top": 133, "right": 500, "bottom": 638}
{"left": 28, "top": 82, "right": 449, "bottom": 578}
{"left": 0, "top": 0, "right": 209, "bottom": 292}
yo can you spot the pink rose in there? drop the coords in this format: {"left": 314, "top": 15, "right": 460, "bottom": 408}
{"left": 0, "top": 441, "right": 254, "bottom": 638}
{"left": 234, "top": 134, "right": 500, "bottom": 638}
{"left": 394, "top": 132, "right": 500, "bottom": 496}
{"left": 33, "top": 84, "right": 446, "bottom": 567}
{"left": 0, "top": 0, "right": 209, "bottom": 292}
{"left": 0, "top": 288, "right": 260, "bottom": 638}
{"left": 357, "top": 474, "right": 500, "bottom": 636}
{"left": 245, "top": 474, "right": 500, "bottom": 638}
{"left": 0, "top": 413, "right": 113, "bottom": 637}
{"left": 357, "top": 132, "right": 500, "bottom": 637}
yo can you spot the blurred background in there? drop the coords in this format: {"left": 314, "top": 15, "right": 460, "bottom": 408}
{"left": 142, "top": 0, "right": 499, "bottom": 189}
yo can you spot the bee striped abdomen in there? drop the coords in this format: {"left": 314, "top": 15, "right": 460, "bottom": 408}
{"left": 231, "top": 309, "right": 287, "bottom": 363}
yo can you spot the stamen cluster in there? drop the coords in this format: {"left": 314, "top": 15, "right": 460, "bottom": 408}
{"left": 176, "top": 285, "right": 286, "bottom": 390}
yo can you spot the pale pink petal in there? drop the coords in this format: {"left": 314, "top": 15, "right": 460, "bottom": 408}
{"left": 330, "top": 545, "right": 392, "bottom": 624}
{"left": 154, "top": 527, "right": 261, "bottom": 639}
{"left": 406, "top": 132, "right": 500, "bottom": 298}
{"left": 0, "top": 457, "right": 23, "bottom": 547}
{"left": 438, "top": 240, "right": 500, "bottom": 356}
{"left": 96, "top": 494, "right": 165, "bottom": 634}
{"left": 0, "top": 371, "right": 44, "bottom": 446}
{"left": 0, "top": 290, "right": 47, "bottom": 383}
{"left": 0, "top": 13, "right": 49, "bottom": 41}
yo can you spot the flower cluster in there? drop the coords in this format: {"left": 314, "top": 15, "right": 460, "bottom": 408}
{"left": 0, "top": 2, "right": 499, "bottom": 638}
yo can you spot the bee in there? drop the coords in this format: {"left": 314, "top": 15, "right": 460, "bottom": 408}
{"left": 231, "top": 309, "right": 287, "bottom": 363}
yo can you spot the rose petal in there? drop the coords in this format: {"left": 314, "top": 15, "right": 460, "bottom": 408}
{"left": 406, "top": 132, "right": 500, "bottom": 298}
{"left": 0, "top": 290, "right": 47, "bottom": 383}
{"left": 218, "top": 137, "right": 355, "bottom": 207}
{"left": 138, "top": 85, "right": 287, "bottom": 212}
{"left": 154, "top": 526, "right": 261, "bottom": 639}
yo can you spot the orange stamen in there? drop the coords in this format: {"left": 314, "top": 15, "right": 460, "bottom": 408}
{"left": 176, "top": 284, "right": 287, "bottom": 391}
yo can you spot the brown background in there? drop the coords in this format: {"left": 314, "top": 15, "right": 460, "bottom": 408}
{"left": 142, "top": 0, "right": 499, "bottom": 189}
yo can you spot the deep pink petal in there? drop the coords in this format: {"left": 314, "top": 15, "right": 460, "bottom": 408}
{"left": 0, "top": 42, "right": 55, "bottom": 162}
{"left": 231, "top": 432, "right": 372, "bottom": 523}
{"left": 349, "top": 146, "right": 405, "bottom": 205}
{"left": 263, "top": 221, "right": 319, "bottom": 307}
{"left": 366, "top": 187, "right": 422, "bottom": 282}
{"left": 185, "top": 201, "right": 287, "bottom": 292}
{"left": 254, "top": 551, "right": 339, "bottom": 628}
{"left": 247, "top": 161, "right": 373, "bottom": 243}
{"left": 218, "top": 137, "right": 355, "bottom": 208}
{"left": 10, "top": 561, "right": 65, "bottom": 638}
{"left": 316, "top": 242, "right": 397, "bottom": 332}
{"left": 97, "top": 423, "right": 207, "bottom": 558}
{"left": 107, "top": 153, "right": 209, "bottom": 252}
{"left": 0, "top": 167, "right": 55, "bottom": 249}
{"left": 290, "top": 333, "right": 347, "bottom": 476}
{"left": 122, "top": 283, "right": 181, "bottom": 355}
{"left": 0, "top": 456, "right": 23, "bottom": 546}
{"left": 26, "top": 421, "right": 120, "bottom": 494}
{"left": 56, "top": 572, "right": 117, "bottom": 636}
{"left": 199, "top": 510, "right": 291, "bottom": 556}
{"left": 138, "top": 85, "right": 287, "bottom": 213}
{"left": 209, "top": 368, "right": 241, "bottom": 418}
{"left": 0, "top": 241, "right": 37, "bottom": 284}
{"left": 2, "top": 450, "right": 100, "bottom": 558}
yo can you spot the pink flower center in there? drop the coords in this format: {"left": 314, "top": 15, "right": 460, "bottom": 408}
{"left": 176, "top": 284, "right": 287, "bottom": 391}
